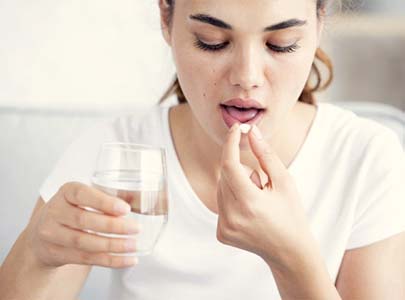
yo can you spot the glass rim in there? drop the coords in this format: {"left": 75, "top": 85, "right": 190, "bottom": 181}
{"left": 100, "top": 142, "right": 166, "bottom": 152}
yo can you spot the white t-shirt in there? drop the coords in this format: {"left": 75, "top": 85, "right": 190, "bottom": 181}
{"left": 39, "top": 101, "right": 405, "bottom": 300}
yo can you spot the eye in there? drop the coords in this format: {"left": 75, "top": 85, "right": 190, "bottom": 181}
{"left": 266, "top": 43, "right": 300, "bottom": 54}
{"left": 193, "top": 38, "right": 300, "bottom": 54}
{"left": 193, "top": 39, "right": 229, "bottom": 52}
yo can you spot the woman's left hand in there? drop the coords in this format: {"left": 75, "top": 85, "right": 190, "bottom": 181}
{"left": 216, "top": 123, "right": 315, "bottom": 266}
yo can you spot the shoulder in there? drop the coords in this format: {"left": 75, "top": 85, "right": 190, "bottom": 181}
{"left": 319, "top": 102, "right": 404, "bottom": 177}
{"left": 318, "top": 102, "right": 403, "bottom": 155}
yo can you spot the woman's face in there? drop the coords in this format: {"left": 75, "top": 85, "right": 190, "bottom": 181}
{"left": 161, "top": 0, "right": 323, "bottom": 147}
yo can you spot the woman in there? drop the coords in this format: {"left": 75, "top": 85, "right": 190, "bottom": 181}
{"left": 1, "top": 0, "right": 404, "bottom": 299}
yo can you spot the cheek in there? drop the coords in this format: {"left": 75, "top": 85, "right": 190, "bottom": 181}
{"left": 173, "top": 48, "right": 221, "bottom": 104}
{"left": 269, "top": 47, "right": 316, "bottom": 99}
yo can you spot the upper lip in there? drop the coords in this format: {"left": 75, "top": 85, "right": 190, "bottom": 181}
{"left": 221, "top": 98, "right": 265, "bottom": 110}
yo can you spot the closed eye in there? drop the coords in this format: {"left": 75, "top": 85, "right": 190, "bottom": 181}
{"left": 193, "top": 39, "right": 300, "bottom": 54}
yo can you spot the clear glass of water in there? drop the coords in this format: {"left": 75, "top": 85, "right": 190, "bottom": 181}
{"left": 91, "top": 142, "right": 168, "bottom": 256}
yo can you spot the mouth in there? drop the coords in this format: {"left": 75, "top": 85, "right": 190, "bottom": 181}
{"left": 220, "top": 104, "right": 265, "bottom": 129}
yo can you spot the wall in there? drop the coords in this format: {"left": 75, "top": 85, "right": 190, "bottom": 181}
{"left": 0, "top": 0, "right": 175, "bottom": 111}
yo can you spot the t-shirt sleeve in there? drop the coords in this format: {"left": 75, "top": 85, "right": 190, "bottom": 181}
{"left": 39, "top": 118, "right": 119, "bottom": 203}
{"left": 346, "top": 128, "right": 405, "bottom": 250}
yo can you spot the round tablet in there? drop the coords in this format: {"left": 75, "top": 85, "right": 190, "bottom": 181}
{"left": 240, "top": 124, "right": 251, "bottom": 134}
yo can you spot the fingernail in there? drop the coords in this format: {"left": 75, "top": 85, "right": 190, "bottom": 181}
{"left": 251, "top": 125, "right": 263, "bottom": 140}
{"left": 114, "top": 201, "right": 130, "bottom": 214}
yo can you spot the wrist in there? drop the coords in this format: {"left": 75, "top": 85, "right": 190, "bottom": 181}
{"left": 0, "top": 229, "right": 58, "bottom": 300}
{"left": 261, "top": 232, "right": 317, "bottom": 271}
{"left": 263, "top": 238, "right": 341, "bottom": 300}
{"left": 20, "top": 228, "right": 58, "bottom": 272}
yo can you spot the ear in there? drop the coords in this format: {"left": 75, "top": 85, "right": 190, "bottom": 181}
{"left": 159, "top": 0, "right": 172, "bottom": 46}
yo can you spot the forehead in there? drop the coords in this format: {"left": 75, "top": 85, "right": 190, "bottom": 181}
{"left": 179, "top": 0, "right": 316, "bottom": 31}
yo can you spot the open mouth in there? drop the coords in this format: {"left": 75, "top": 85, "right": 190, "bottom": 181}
{"left": 220, "top": 104, "right": 265, "bottom": 129}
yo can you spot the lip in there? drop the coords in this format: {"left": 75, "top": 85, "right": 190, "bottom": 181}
{"left": 220, "top": 105, "right": 265, "bottom": 129}
{"left": 221, "top": 98, "right": 265, "bottom": 110}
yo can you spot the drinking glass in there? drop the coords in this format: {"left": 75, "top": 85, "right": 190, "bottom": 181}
{"left": 91, "top": 142, "right": 168, "bottom": 256}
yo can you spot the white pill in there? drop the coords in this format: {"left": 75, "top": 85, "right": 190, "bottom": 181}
{"left": 239, "top": 123, "right": 251, "bottom": 134}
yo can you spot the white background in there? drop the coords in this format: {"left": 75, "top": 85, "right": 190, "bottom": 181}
{"left": 0, "top": 0, "right": 175, "bottom": 111}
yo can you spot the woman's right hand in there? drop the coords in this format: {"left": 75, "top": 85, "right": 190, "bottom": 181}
{"left": 24, "top": 182, "right": 140, "bottom": 269}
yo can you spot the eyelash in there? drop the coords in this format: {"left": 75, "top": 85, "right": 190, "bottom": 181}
{"left": 193, "top": 39, "right": 300, "bottom": 54}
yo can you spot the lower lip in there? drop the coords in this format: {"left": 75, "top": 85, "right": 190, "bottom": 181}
{"left": 220, "top": 105, "right": 265, "bottom": 129}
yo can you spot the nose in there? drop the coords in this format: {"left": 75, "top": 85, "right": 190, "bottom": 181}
{"left": 229, "top": 43, "right": 265, "bottom": 91}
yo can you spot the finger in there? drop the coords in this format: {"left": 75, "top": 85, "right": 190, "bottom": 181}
{"left": 46, "top": 243, "right": 138, "bottom": 268}
{"left": 220, "top": 125, "right": 257, "bottom": 196}
{"left": 59, "top": 202, "right": 140, "bottom": 234}
{"left": 221, "top": 123, "right": 242, "bottom": 165}
{"left": 115, "top": 189, "right": 167, "bottom": 215}
{"left": 62, "top": 182, "right": 131, "bottom": 216}
{"left": 44, "top": 222, "right": 138, "bottom": 253}
{"left": 248, "top": 125, "right": 289, "bottom": 189}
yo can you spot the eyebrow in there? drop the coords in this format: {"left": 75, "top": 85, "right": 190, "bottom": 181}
{"left": 189, "top": 13, "right": 307, "bottom": 32}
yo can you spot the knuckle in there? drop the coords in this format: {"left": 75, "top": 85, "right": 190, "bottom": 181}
{"left": 100, "top": 255, "right": 114, "bottom": 267}
{"left": 98, "top": 197, "right": 111, "bottom": 213}
{"left": 74, "top": 210, "right": 87, "bottom": 228}
{"left": 38, "top": 226, "right": 52, "bottom": 241}
{"left": 125, "top": 220, "right": 139, "bottom": 234}
{"left": 46, "top": 205, "right": 58, "bottom": 220}
{"left": 222, "top": 160, "right": 235, "bottom": 172}
{"left": 216, "top": 227, "right": 229, "bottom": 244}
{"left": 106, "top": 217, "right": 121, "bottom": 233}
{"left": 107, "top": 238, "right": 117, "bottom": 252}
{"left": 260, "top": 149, "right": 275, "bottom": 162}
{"left": 59, "top": 182, "right": 71, "bottom": 194}
{"left": 47, "top": 245, "right": 65, "bottom": 264}
{"left": 71, "top": 233, "right": 83, "bottom": 249}
{"left": 224, "top": 216, "right": 241, "bottom": 232}
{"left": 60, "top": 182, "right": 80, "bottom": 197}
{"left": 109, "top": 256, "right": 128, "bottom": 268}
{"left": 80, "top": 251, "right": 93, "bottom": 265}
{"left": 74, "top": 185, "right": 87, "bottom": 201}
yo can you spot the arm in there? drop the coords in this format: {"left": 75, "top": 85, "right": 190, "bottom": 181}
{"left": 265, "top": 231, "right": 405, "bottom": 300}
{"left": 336, "top": 232, "right": 405, "bottom": 299}
{"left": 0, "top": 197, "right": 91, "bottom": 300}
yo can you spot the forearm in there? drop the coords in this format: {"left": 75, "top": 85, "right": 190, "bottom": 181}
{"left": 0, "top": 229, "right": 58, "bottom": 300}
{"left": 265, "top": 242, "right": 341, "bottom": 300}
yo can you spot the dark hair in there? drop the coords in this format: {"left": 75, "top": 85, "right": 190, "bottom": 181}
{"left": 159, "top": 0, "right": 335, "bottom": 106}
